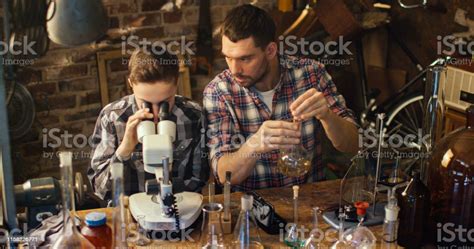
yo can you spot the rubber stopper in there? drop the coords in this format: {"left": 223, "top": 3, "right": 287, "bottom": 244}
{"left": 354, "top": 201, "right": 369, "bottom": 216}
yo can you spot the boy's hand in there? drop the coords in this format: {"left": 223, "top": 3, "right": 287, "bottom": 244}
{"left": 116, "top": 108, "right": 154, "bottom": 158}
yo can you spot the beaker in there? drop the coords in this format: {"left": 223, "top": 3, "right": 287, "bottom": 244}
{"left": 200, "top": 203, "right": 225, "bottom": 249}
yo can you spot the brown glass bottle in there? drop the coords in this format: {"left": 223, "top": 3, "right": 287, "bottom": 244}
{"left": 425, "top": 105, "right": 474, "bottom": 246}
{"left": 396, "top": 172, "right": 429, "bottom": 248}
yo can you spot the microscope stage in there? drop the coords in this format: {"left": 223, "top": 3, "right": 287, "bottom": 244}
{"left": 129, "top": 192, "right": 203, "bottom": 231}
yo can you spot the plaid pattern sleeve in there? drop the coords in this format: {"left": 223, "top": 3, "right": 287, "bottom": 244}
{"left": 88, "top": 95, "right": 209, "bottom": 201}
{"left": 88, "top": 105, "right": 121, "bottom": 200}
{"left": 203, "top": 78, "right": 240, "bottom": 184}
{"left": 310, "top": 61, "right": 357, "bottom": 125}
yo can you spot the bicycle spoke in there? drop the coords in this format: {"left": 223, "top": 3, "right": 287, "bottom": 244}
{"left": 403, "top": 107, "right": 418, "bottom": 132}
{"left": 410, "top": 103, "right": 420, "bottom": 131}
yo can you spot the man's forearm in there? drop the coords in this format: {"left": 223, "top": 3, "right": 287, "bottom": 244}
{"left": 320, "top": 111, "right": 359, "bottom": 153}
{"left": 216, "top": 139, "right": 258, "bottom": 185}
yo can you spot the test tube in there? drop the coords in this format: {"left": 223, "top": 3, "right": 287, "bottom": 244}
{"left": 223, "top": 171, "right": 232, "bottom": 221}
{"left": 208, "top": 181, "right": 215, "bottom": 203}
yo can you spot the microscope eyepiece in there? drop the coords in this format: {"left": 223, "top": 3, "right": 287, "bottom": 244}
{"left": 141, "top": 101, "right": 154, "bottom": 121}
{"left": 159, "top": 101, "right": 170, "bottom": 120}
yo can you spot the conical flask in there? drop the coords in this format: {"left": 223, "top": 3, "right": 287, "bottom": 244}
{"left": 200, "top": 203, "right": 225, "bottom": 248}
{"left": 232, "top": 194, "right": 264, "bottom": 249}
{"left": 52, "top": 151, "right": 94, "bottom": 249}
{"left": 341, "top": 153, "right": 376, "bottom": 205}
{"left": 303, "top": 207, "right": 321, "bottom": 249}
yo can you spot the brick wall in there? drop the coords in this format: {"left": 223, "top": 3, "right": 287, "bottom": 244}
{"left": 10, "top": 0, "right": 276, "bottom": 185}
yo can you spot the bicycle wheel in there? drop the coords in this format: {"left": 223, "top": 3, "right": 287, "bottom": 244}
{"left": 385, "top": 94, "right": 424, "bottom": 173}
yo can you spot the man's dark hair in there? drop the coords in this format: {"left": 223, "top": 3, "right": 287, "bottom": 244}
{"left": 219, "top": 4, "right": 276, "bottom": 49}
{"left": 128, "top": 47, "right": 179, "bottom": 84}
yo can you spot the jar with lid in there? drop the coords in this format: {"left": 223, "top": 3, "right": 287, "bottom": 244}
{"left": 80, "top": 211, "right": 113, "bottom": 248}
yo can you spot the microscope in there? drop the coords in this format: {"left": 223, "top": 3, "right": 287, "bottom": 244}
{"left": 129, "top": 101, "right": 203, "bottom": 231}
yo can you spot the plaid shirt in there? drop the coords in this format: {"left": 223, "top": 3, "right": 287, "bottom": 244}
{"left": 203, "top": 54, "right": 356, "bottom": 191}
{"left": 88, "top": 94, "right": 209, "bottom": 201}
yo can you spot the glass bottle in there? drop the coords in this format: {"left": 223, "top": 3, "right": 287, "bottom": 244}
{"left": 425, "top": 105, "right": 474, "bottom": 246}
{"left": 303, "top": 207, "right": 321, "bottom": 249}
{"left": 396, "top": 172, "right": 429, "bottom": 248}
{"left": 111, "top": 162, "right": 128, "bottom": 248}
{"left": 232, "top": 194, "right": 264, "bottom": 249}
{"left": 80, "top": 211, "right": 112, "bottom": 248}
{"left": 200, "top": 203, "right": 225, "bottom": 249}
{"left": 52, "top": 151, "right": 94, "bottom": 249}
{"left": 382, "top": 194, "right": 399, "bottom": 244}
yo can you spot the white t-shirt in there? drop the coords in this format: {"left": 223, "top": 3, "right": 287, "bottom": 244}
{"left": 256, "top": 88, "right": 276, "bottom": 112}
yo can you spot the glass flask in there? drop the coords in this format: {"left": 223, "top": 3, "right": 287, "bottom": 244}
{"left": 425, "top": 105, "right": 474, "bottom": 246}
{"left": 232, "top": 194, "right": 264, "bottom": 249}
{"left": 303, "top": 207, "right": 321, "bottom": 249}
{"left": 341, "top": 225, "right": 376, "bottom": 249}
{"left": 111, "top": 163, "right": 128, "bottom": 248}
{"left": 331, "top": 208, "right": 351, "bottom": 249}
{"left": 341, "top": 153, "right": 376, "bottom": 206}
{"left": 278, "top": 144, "right": 313, "bottom": 177}
{"left": 52, "top": 151, "right": 94, "bottom": 249}
{"left": 200, "top": 203, "right": 225, "bottom": 249}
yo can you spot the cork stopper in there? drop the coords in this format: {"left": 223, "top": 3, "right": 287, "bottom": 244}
{"left": 292, "top": 185, "right": 299, "bottom": 199}
{"left": 241, "top": 194, "right": 253, "bottom": 211}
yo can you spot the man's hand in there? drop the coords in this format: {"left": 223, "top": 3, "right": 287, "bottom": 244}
{"left": 116, "top": 108, "right": 154, "bottom": 158}
{"left": 290, "top": 88, "right": 330, "bottom": 121}
{"left": 247, "top": 120, "right": 301, "bottom": 154}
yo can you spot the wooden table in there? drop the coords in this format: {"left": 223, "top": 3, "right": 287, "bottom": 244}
{"left": 77, "top": 179, "right": 401, "bottom": 248}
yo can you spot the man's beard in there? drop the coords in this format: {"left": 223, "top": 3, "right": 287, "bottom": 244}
{"left": 233, "top": 59, "right": 270, "bottom": 88}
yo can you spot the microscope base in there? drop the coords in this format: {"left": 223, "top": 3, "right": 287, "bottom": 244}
{"left": 129, "top": 192, "right": 203, "bottom": 231}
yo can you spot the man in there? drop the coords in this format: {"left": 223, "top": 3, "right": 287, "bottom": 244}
{"left": 203, "top": 4, "right": 358, "bottom": 191}
{"left": 89, "top": 48, "right": 209, "bottom": 201}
